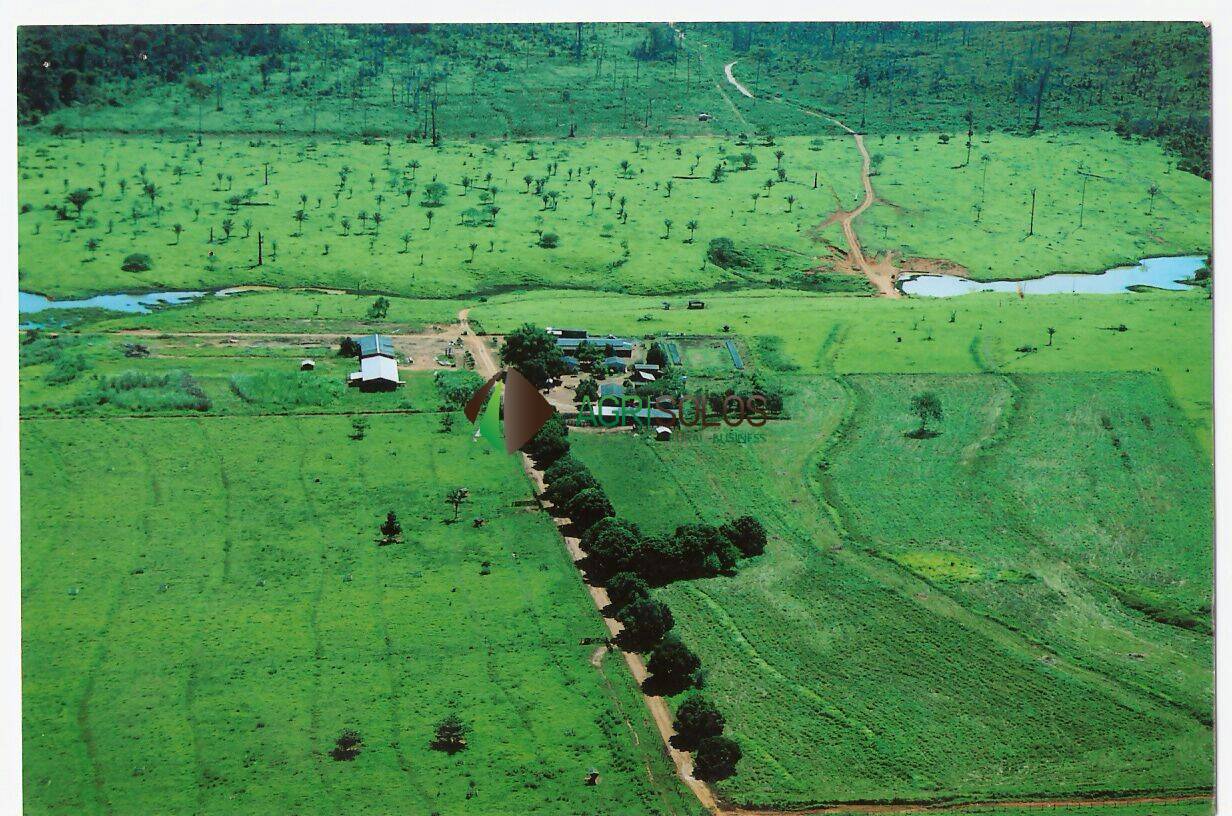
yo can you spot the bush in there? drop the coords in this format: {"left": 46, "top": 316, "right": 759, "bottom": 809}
{"left": 121, "top": 253, "right": 152, "bottom": 272}
{"left": 523, "top": 414, "right": 570, "bottom": 465}
{"left": 543, "top": 455, "right": 588, "bottom": 486}
{"left": 671, "top": 693, "right": 726, "bottom": 751}
{"left": 433, "top": 369, "right": 483, "bottom": 410}
{"left": 694, "top": 736, "right": 742, "bottom": 781}
{"left": 580, "top": 517, "right": 643, "bottom": 579}
{"left": 229, "top": 371, "right": 343, "bottom": 408}
{"left": 337, "top": 336, "right": 361, "bottom": 358}
{"left": 45, "top": 353, "right": 88, "bottom": 385}
{"left": 538, "top": 231, "right": 560, "bottom": 248}
{"left": 85, "top": 370, "right": 211, "bottom": 412}
{"left": 543, "top": 470, "right": 599, "bottom": 507}
{"left": 706, "top": 237, "right": 755, "bottom": 269}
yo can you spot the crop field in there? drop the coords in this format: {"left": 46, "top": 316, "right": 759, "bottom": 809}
{"left": 19, "top": 386, "right": 702, "bottom": 816}
{"left": 570, "top": 373, "right": 1212, "bottom": 807}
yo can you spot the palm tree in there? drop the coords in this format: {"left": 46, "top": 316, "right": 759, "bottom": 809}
{"left": 665, "top": 179, "right": 674, "bottom": 198}
{"left": 1147, "top": 183, "right": 1161, "bottom": 215}
{"left": 663, "top": 219, "right": 673, "bottom": 239}
{"left": 401, "top": 231, "right": 413, "bottom": 253}
{"left": 750, "top": 193, "right": 759, "bottom": 212}
{"left": 588, "top": 178, "right": 597, "bottom": 198}
{"left": 293, "top": 209, "right": 307, "bottom": 236}
{"left": 606, "top": 191, "right": 616, "bottom": 209}
{"left": 221, "top": 218, "right": 234, "bottom": 240}
{"left": 172, "top": 223, "right": 184, "bottom": 244}
{"left": 785, "top": 194, "right": 796, "bottom": 212}
{"left": 774, "top": 149, "right": 785, "bottom": 167}
{"left": 425, "top": 210, "right": 435, "bottom": 230}
{"left": 468, "top": 242, "right": 479, "bottom": 262}
{"left": 686, "top": 219, "right": 699, "bottom": 242}
{"left": 409, "top": 159, "right": 421, "bottom": 179}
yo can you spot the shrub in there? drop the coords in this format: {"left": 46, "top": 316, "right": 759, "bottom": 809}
{"left": 645, "top": 633, "right": 702, "bottom": 693}
{"left": 543, "top": 470, "right": 598, "bottom": 507}
{"left": 523, "top": 414, "right": 570, "bottom": 465}
{"left": 121, "top": 253, "right": 152, "bottom": 272}
{"left": 538, "top": 231, "right": 560, "bottom": 248}
{"left": 337, "top": 336, "right": 361, "bottom": 357}
{"left": 706, "top": 237, "right": 755, "bottom": 269}
{"left": 45, "top": 353, "right": 88, "bottom": 385}
{"left": 721, "top": 515, "right": 768, "bottom": 557}
{"left": 85, "top": 370, "right": 211, "bottom": 412}
{"left": 605, "top": 571, "right": 650, "bottom": 610}
{"left": 433, "top": 369, "right": 483, "bottom": 410}
{"left": 580, "top": 517, "right": 643, "bottom": 579}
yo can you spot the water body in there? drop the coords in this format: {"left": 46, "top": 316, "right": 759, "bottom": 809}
{"left": 19, "top": 289, "right": 205, "bottom": 315}
{"left": 900, "top": 255, "right": 1206, "bottom": 297}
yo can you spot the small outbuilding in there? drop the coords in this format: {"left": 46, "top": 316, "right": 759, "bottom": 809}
{"left": 687, "top": 300, "right": 706, "bottom": 310}
{"left": 653, "top": 425, "right": 673, "bottom": 441}
{"left": 697, "top": 112, "right": 713, "bottom": 122}
{"left": 300, "top": 359, "right": 316, "bottom": 371}
{"left": 602, "top": 357, "right": 628, "bottom": 373}
{"left": 356, "top": 333, "right": 397, "bottom": 359}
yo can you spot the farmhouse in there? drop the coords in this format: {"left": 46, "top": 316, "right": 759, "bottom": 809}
{"left": 599, "top": 383, "right": 625, "bottom": 399}
{"left": 348, "top": 333, "right": 402, "bottom": 392}
{"left": 548, "top": 326, "right": 636, "bottom": 358}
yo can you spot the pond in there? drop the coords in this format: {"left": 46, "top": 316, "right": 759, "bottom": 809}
{"left": 899, "top": 255, "right": 1207, "bottom": 297}
{"left": 19, "top": 289, "right": 206, "bottom": 315}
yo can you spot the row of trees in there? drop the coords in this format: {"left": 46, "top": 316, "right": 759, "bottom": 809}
{"left": 522, "top": 417, "right": 757, "bottom": 782}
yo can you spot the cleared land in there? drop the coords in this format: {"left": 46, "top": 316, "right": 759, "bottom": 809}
{"left": 570, "top": 374, "right": 1211, "bottom": 808}
{"left": 19, "top": 391, "right": 703, "bottom": 816}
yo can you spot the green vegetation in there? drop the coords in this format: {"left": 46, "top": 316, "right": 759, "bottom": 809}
{"left": 19, "top": 386, "right": 702, "bottom": 815}
{"left": 571, "top": 374, "right": 1211, "bottom": 807}
{"left": 16, "top": 20, "right": 1214, "bottom": 816}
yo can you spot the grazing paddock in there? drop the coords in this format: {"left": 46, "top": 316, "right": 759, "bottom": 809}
{"left": 19, "top": 407, "right": 701, "bottom": 815}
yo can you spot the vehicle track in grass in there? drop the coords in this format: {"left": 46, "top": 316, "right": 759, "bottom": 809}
{"left": 720, "top": 61, "right": 901, "bottom": 297}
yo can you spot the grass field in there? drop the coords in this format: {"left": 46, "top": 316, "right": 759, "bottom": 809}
{"left": 570, "top": 374, "right": 1212, "bottom": 807}
{"left": 18, "top": 126, "right": 1209, "bottom": 299}
{"left": 19, "top": 387, "right": 704, "bottom": 815}
{"left": 825, "top": 373, "right": 1212, "bottom": 717}
{"left": 469, "top": 287, "right": 1213, "bottom": 450}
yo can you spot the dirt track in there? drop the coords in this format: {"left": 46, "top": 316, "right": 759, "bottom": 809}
{"left": 719, "top": 61, "right": 900, "bottom": 298}
{"left": 457, "top": 308, "right": 720, "bottom": 811}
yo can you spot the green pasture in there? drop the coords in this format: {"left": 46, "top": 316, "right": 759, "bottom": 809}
{"left": 825, "top": 373, "right": 1212, "bottom": 716}
{"left": 469, "top": 287, "right": 1212, "bottom": 450}
{"left": 19, "top": 398, "right": 701, "bottom": 815}
{"left": 570, "top": 376, "right": 1212, "bottom": 807}
{"left": 859, "top": 130, "right": 1212, "bottom": 280}
{"left": 18, "top": 133, "right": 859, "bottom": 300}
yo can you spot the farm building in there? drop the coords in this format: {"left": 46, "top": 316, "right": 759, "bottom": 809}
{"left": 300, "top": 359, "right": 315, "bottom": 371}
{"left": 653, "top": 426, "right": 673, "bottom": 441}
{"left": 602, "top": 357, "right": 628, "bottom": 373}
{"left": 348, "top": 355, "right": 402, "bottom": 392}
{"left": 687, "top": 300, "right": 706, "bottom": 310}
{"left": 599, "top": 383, "right": 625, "bottom": 399}
{"left": 549, "top": 327, "right": 636, "bottom": 358}
{"left": 348, "top": 333, "right": 402, "bottom": 391}
{"left": 590, "top": 404, "right": 678, "bottom": 427}
{"left": 357, "top": 333, "right": 397, "bottom": 358}
{"left": 561, "top": 355, "right": 580, "bottom": 374}
{"left": 631, "top": 369, "right": 657, "bottom": 383}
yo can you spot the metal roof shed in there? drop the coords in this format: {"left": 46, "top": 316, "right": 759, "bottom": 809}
{"left": 358, "top": 355, "right": 402, "bottom": 391}
{"left": 357, "top": 334, "right": 397, "bottom": 359}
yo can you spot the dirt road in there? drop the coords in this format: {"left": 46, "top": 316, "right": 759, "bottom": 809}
{"left": 457, "top": 308, "right": 720, "bottom": 812}
{"left": 719, "top": 61, "right": 900, "bottom": 297}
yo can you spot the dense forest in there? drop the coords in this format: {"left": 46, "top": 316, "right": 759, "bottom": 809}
{"left": 18, "top": 21, "right": 1211, "bottom": 177}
